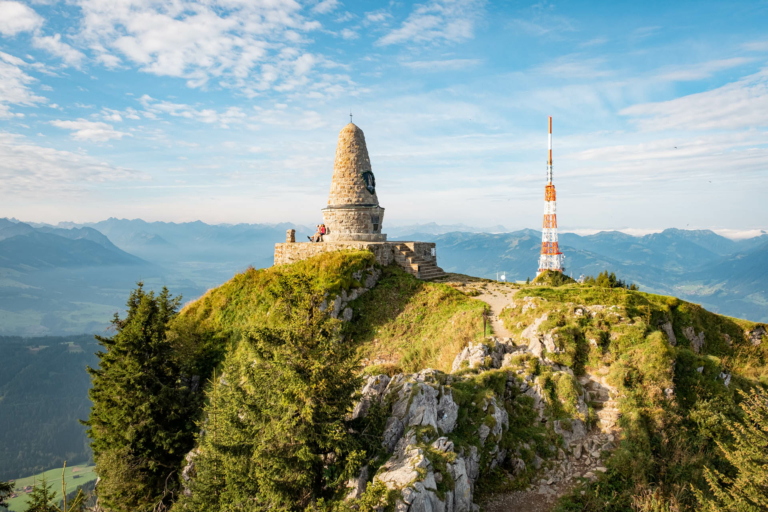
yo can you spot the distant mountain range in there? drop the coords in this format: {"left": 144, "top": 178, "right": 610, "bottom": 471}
{"left": 0, "top": 217, "right": 766, "bottom": 335}
{"left": 0, "top": 218, "right": 313, "bottom": 335}
{"left": 0, "top": 220, "right": 144, "bottom": 270}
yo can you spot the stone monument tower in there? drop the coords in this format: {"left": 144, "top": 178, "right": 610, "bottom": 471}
{"left": 274, "top": 122, "right": 445, "bottom": 280}
{"left": 321, "top": 123, "right": 386, "bottom": 242}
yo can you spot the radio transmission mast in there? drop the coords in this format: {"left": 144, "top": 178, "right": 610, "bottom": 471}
{"left": 537, "top": 116, "right": 564, "bottom": 276}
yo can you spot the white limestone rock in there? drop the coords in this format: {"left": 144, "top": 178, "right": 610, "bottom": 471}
{"left": 683, "top": 326, "right": 705, "bottom": 353}
{"left": 436, "top": 388, "right": 459, "bottom": 434}
{"left": 661, "top": 321, "right": 677, "bottom": 346}
{"left": 345, "top": 465, "right": 368, "bottom": 501}
{"left": 351, "top": 374, "right": 391, "bottom": 420}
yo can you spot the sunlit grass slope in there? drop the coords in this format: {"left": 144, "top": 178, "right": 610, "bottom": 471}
{"left": 176, "top": 250, "right": 488, "bottom": 373}
{"left": 344, "top": 266, "right": 488, "bottom": 374}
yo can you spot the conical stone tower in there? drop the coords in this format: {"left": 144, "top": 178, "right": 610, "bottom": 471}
{"left": 321, "top": 123, "right": 386, "bottom": 242}
{"left": 274, "top": 122, "right": 445, "bottom": 279}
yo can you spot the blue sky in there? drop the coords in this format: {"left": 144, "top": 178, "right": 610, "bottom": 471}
{"left": 0, "top": 0, "right": 767, "bottom": 236}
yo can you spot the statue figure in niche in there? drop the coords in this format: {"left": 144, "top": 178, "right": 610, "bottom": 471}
{"left": 361, "top": 170, "right": 376, "bottom": 195}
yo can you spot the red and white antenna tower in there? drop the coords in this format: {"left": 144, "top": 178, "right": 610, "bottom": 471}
{"left": 537, "top": 116, "right": 564, "bottom": 276}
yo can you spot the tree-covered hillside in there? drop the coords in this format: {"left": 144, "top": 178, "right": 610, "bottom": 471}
{"left": 0, "top": 335, "right": 97, "bottom": 481}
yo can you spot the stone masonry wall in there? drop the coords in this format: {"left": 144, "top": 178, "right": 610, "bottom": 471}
{"left": 322, "top": 206, "right": 386, "bottom": 242}
{"left": 274, "top": 241, "right": 437, "bottom": 267}
{"left": 327, "top": 124, "right": 380, "bottom": 207}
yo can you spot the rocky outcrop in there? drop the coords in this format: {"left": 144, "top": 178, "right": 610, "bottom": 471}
{"left": 579, "top": 371, "right": 620, "bottom": 433}
{"left": 746, "top": 325, "right": 766, "bottom": 346}
{"left": 521, "top": 313, "right": 561, "bottom": 358}
{"left": 683, "top": 326, "right": 705, "bottom": 353}
{"left": 351, "top": 374, "right": 391, "bottom": 420}
{"left": 451, "top": 338, "right": 522, "bottom": 372}
{"left": 319, "top": 266, "right": 382, "bottom": 321}
{"left": 357, "top": 369, "right": 513, "bottom": 511}
{"left": 661, "top": 322, "right": 677, "bottom": 346}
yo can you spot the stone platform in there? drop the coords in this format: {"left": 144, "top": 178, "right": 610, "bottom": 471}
{"left": 274, "top": 241, "right": 446, "bottom": 280}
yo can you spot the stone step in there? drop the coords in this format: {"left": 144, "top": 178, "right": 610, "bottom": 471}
{"left": 393, "top": 245, "right": 445, "bottom": 280}
{"left": 419, "top": 270, "right": 446, "bottom": 280}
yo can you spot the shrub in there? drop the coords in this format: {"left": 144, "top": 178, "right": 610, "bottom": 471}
{"left": 695, "top": 388, "right": 768, "bottom": 511}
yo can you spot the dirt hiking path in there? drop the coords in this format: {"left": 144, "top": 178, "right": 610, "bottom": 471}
{"left": 436, "top": 275, "right": 519, "bottom": 339}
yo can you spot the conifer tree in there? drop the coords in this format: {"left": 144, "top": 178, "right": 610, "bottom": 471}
{"left": 25, "top": 477, "right": 57, "bottom": 512}
{"left": 179, "top": 273, "right": 364, "bottom": 511}
{"left": 696, "top": 387, "right": 768, "bottom": 511}
{"left": 0, "top": 479, "right": 13, "bottom": 508}
{"left": 84, "top": 284, "right": 207, "bottom": 512}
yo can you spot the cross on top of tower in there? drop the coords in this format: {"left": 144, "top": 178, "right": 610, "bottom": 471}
{"left": 350, "top": 111, "right": 353, "bottom": 123}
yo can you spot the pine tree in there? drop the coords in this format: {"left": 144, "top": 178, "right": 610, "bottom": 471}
{"left": 84, "top": 284, "right": 209, "bottom": 512}
{"left": 22, "top": 465, "right": 87, "bottom": 512}
{"left": 25, "top": 477, "right": 57, "bottom": 512}
{"left": 0, "top": 479, "right": 13, "bottom": 508}
{"left": 178, "top": 273, "right": 364, "bottom": 511}
{"left": 695, "top": 388, "right": 768, "bottom": 511}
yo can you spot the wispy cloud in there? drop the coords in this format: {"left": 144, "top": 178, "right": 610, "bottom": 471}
{"left": 579, "top": 37, "right": 608, "bottom": 48}
{"left": 0, "top": 52, "right": 47, "bottom": 118}
{"left": 632, "top": 26, "right": 661, "bottom": 40}
{"left": 32, "top": 34, "right": 86, "bottom": 68}
{"left": 403, "top": 58, "right": 481, "bottom": 71}
{"left": 377, "top": 0, "right": 484, "bottom": 46}
{"left": 312, "top": 0, "right": 340, "bottom": 15}
{"left": 743, "top": 40, "right": 768, "bottom": 52}
{"left": 49, "top": 119, "right": 130, "bottom": 141}
{"left": 364, "top": 10, "right": 391, "bottom": 24}
{"left": 535, "top": 56, "right": 613, "bottom": 78}
{"left": 0, "top": 1, "right": 43, "bottom": 36}
{"left": 0, "top": 132, "right": 142, "bottom": 195}
{"left": 138, "top": 95, "right": 247, "bottom": 128}
{"left": 621, "top": 68, "right": 768, "bottom": 131}
{"left": 507, "top": 1, "right": 575, "bottom": 38}
{"left": 73, "top": 0, "right": 326, "bottom": 93}
{"left": 653, "top": 57, "right": 753, "bottom": 82}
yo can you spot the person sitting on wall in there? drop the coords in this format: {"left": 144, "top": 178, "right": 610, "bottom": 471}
{"left": 309, "top": 224, "right": 327, "bottom": 242}
{"left": 308, "top": 225, "right": 320, "bottom": 242}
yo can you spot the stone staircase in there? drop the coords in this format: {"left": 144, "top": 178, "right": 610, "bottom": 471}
{"left": 579, "top": 371, "right": 621, "bottom": 432}
{"left": 394, "top": 243, "right": 446, "bottom": 280}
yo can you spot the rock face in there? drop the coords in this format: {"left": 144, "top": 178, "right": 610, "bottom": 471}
{"left": 451, "top": 338, "right": 522, "bottom": 372}
{"left": 683, "top": 326, "right": 705, "bottom": 353}
{"left": 521, "top": 314, "right": 560, "bottom": 358}
{"left": 352, "top": 369, "right": 509, "bottom": 511}
{"left": 661, "top": 322, "right": 676, "bottom": 346}
{"left": 351, "top": 374, "right": 391, "bottom": 420}
{"left": 319, "top": 266, "right": 382, "bottom": 321}
{"left": 353, "top": 357, "right": 622, "bottom": 511}
{"left": 747, "top": 325, "right": 766, "bottom": 346}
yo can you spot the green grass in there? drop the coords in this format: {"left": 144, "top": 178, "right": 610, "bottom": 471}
{"left": 5, "top": 465, "right": 96, "bottom": 512}
{"left": 343, "top": 266, "right": 488, "bottom": 373}
{"left": 177, "top": 250, "right": 378, "bottom": 344}
{"left": 178, "top": 251, "right": 488, "bottom": 375}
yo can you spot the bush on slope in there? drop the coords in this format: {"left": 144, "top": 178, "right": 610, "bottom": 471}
{"left": 175, "top": 273, "right": 363, "bottom": 511}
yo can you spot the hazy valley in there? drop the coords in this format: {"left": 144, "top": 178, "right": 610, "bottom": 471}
{"left": 1, "top": 218, "right": 766, "bottom": 338}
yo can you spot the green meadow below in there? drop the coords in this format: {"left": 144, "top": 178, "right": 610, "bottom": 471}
{"left": 4, "top": 465, "right": 96, "bottom": 512}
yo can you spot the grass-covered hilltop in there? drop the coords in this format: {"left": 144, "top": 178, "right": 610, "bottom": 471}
{"left": 64, "top": 251, "right": 767, "bottom": 512}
